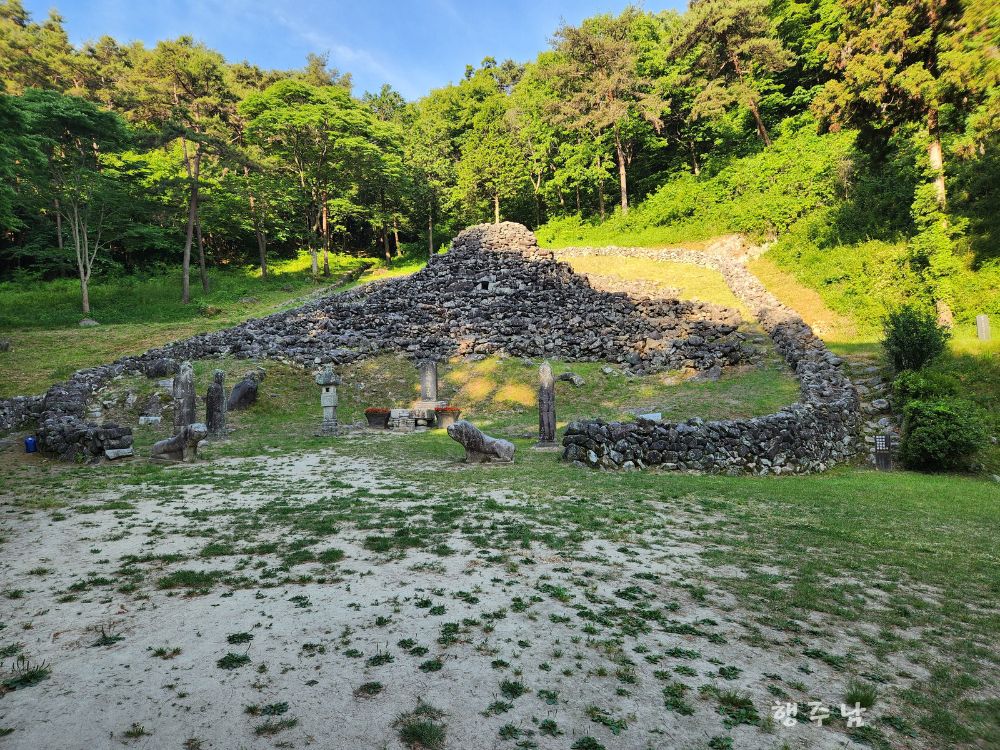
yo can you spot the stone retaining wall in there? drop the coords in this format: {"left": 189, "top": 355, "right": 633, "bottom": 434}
{"left": 556, "top": 239, "right": 861, "bottom": 474}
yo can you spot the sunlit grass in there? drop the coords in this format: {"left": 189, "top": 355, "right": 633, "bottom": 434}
{"left": 560, "top": 254, "right": 749, "bottom": 316}
{"left": 749, "top": 254, "right": 869, "bottom": 346}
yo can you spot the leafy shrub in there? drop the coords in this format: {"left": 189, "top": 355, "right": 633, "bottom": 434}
{"left": 892, "top": 370, "right": 959, "bottom": 404}
{"left": 882, "top": 305, "right": 950, "bottom": 373}
{"left": 900, "top": 399, "right": 987, "bottom": 470}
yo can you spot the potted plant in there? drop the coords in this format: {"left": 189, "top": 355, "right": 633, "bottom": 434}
{"left": 434, "top": 405, "right": 462, "bottom": 430}
{"left": 365, "top": 407, "right": 390, "bottom": 429}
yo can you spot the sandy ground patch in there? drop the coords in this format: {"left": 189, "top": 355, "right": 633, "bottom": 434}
{"left": 1, "top": 450, "right": 898, "bottom": 749}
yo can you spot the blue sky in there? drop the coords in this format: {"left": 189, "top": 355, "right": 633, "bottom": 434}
{"left": 24, "top": 0, "right": 686, "bottom": 99}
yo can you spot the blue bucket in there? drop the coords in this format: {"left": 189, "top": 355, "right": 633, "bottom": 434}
{"left": 24, "top": 436, "right": 37, "bottom": 453}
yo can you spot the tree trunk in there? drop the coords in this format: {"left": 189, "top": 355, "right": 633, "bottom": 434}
{"left": 427, "top": 200, "right": 434, "bottom": 259}
{"left": 614, "top": 132, "right": 628, "bottom": 214}
{"left": 181, "top": 186, "right": 197, "bottom": 304}
{"left": 393, "top": 216, "right": 401, "bottom": 257}
{"left": 927, "top": 107, "right": 947, "bottom": 207}
{"left": 80, "top": 274, "right": 90, "bottom": 314}
{"left": 181, "top": 149, "right": 201, "bottom": 304}
{"left": 597, "top": 179, "right": 605, "bottom": 221}
{"left": 256, "top": 229, "right": 268, "bottom": 278}
{"left": 575, "top": 185, "right": 580, "bottom": 213}
{"left": 321, "top": 198, "right": 330, "bottom": 276}
{"left": 688, "top": 141, "right": 701, "bottom": 176}
{"left": 196, "top": 216, "right": 209, "bottom": 293}
{"left": 493, "top": 193, "right": 500, "bottom": 224}
{"left": 69, "top": 203, "right": 91, "bottom": 315}
{"left": 382, "top": 227, "right": 391, "bottom": 264}
{"left": 308, "top": 208, "right": 319, "bottom": 275}
{"left": 54, "top": 199, "right": 63, "bottom": 251}
{"left": 532, "top": 174, "right": 542, "bottom": 228}
{"left": 246, "top": 167, "right": 267, "bottom": 278}
{"left": 747, "top": 97, "right": 772, "bottom": 146}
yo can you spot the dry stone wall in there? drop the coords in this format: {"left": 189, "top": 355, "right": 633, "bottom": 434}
{"left": 557, "top": 239, "right": 861, "bottom": 474}
{"left": 0, "top": 395, "right": 43, "bottom": 434}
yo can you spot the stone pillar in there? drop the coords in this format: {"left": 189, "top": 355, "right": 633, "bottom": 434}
{"left": 537, "top": 361, "right": 556, "bottom": 446}
{"left": 315, "top": 366, "right": 341, "bottom": 436}
{"left": 976, "top": 314, "right": 991, "bottom": 342}
{"left": 419, "top": 359, "right": 438, "bottom": 402}
{"left": 172, "top": 361, "right": 196, "bottom": 434}
{"left": 205, "top": 369, "right": 227, "bottom": 435}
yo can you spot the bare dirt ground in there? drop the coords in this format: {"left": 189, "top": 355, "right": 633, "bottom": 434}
{"left": 0, "top": 448, "right": 908, "bottom": 750}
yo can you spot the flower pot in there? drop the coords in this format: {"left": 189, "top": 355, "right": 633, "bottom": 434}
{"left": 434, "top": 409, "right": 460, "bottom": 430}
{"left": 365, "top": 412, "right": 389, "bottom": 429}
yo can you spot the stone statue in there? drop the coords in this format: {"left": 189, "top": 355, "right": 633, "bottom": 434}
{"left": 172, "top": 361, "right": 196, "bottom": 433}
{"left": 446, "top": 420, "right": 515, "bottom": 463}
{"left": 537, "top": 361, "right": 556, "bottom": 445}
{"left": 205, "top": 369, "right": 226, "bottom": 435}
{"left": 151, "top": 422, "right": 207, "bottom": 462}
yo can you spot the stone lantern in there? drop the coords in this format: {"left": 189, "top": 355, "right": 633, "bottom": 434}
{"left": 315, "top": 366, "right": 341, "bottom": 435}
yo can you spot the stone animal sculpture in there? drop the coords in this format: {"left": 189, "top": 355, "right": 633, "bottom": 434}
{"left": 144, "top": 357, "right": 178, "bottom": 378}
{"left": 151, "top": 422, "right": 208, "bottom": 462}
{"left": 227, "top": 368, "right": 265, "bottom": 411}
{"left": 446, "top": 419, "right": 515, "bottom": 463}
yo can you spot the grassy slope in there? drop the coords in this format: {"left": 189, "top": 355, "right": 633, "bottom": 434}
{"left": 0, "top": 252, "right": 424, "bottom": 398}
{"left": 561, "top": 254, "right": 751, "bottom": 318}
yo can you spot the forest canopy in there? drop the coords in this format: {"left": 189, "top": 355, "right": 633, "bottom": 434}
{"left": 0, "top": 0, "right": 997, "bottom": 323}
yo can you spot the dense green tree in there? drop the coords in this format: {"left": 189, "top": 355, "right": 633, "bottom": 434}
{"left": 241, "top": 79, "right": 386, "bottom": 273}
{"left": 0, "top": 93, "right": 41, "bottom": 230}
{"left": 406, "top": 95, "right": 456, "bottom": 255}
{"left": 813, "top": 0, "right": 997, "bottom": 208}
{"left": 543, "top": 8, "right": 667, "bottom": 214}
{"left": 124, "top": 37, "right": 237, "bottom": 300}
{"left": 15, "top": 89, "right": 132, "bottom": 313}
{"left": 456, "top": 96, "right": 529, "bottom": 223}
{"left": 0, "top": 1, "right": 77, "bottom": 94}
{"left": 675, "top": 0, "right": 792, "bottom": 147}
